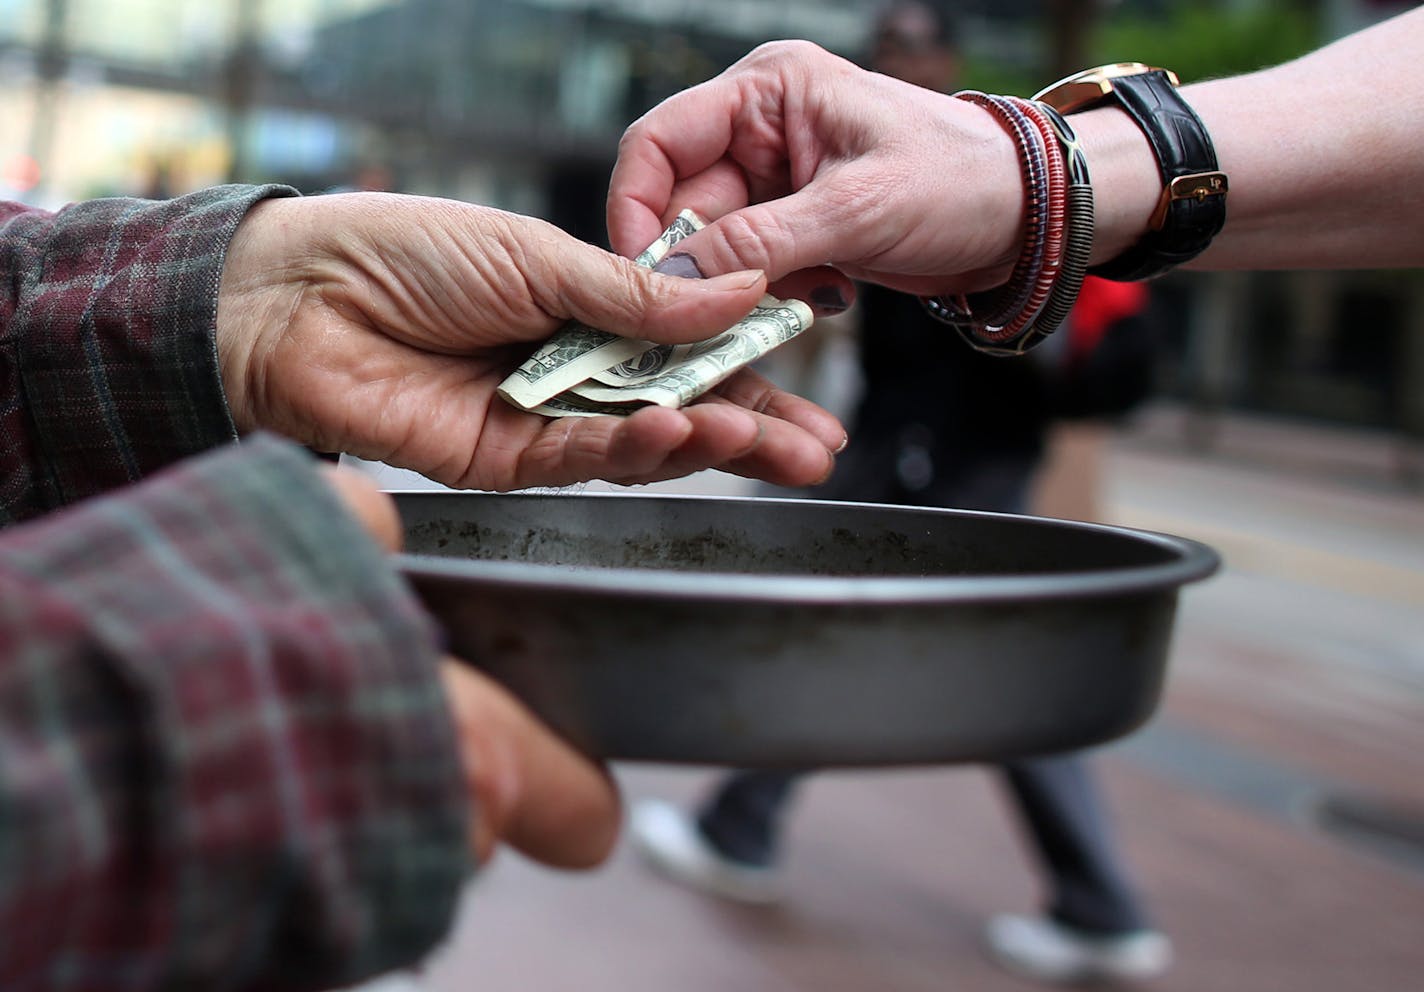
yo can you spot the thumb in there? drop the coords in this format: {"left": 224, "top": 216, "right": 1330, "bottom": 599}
{"left": 552, "top": 244, "right": 768, "bottom": 344}
{"left": 668, "top": 190, "right": 855, "bottom": 284}
{"left": 546, "top": 240, "right": 768, "bottom": 344}
{"left": 439, "top": 661, "right": 620, "bottom": 869}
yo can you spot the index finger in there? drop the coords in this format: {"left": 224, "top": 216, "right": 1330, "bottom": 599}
{"left": 607, "top": 73, "right": 752, "bottom": 258}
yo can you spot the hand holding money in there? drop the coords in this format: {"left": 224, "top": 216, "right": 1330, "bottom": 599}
{"left": 218, "top": 192, "right": 845, "bottom": 490}
{"left": 499, "top": 211, "right": 814, "bottom": 418}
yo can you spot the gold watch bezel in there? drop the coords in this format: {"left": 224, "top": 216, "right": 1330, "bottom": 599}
{"left": 1032, "top": 62, "right": 1181, "bottom": 114}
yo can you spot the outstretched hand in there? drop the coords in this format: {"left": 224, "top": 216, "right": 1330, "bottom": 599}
{"left": 607, "top": 40, "right": 1027, "bottom": 298}
{"left": 217, "top": 192, "right": 846, "bottom": 491}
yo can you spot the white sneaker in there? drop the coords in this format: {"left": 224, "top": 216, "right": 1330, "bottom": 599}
{"left": 628, "top": 798, "right": 781, "bottom": 905}
{"left": 985, "top": 913, "right": 1173, "bottom": 985}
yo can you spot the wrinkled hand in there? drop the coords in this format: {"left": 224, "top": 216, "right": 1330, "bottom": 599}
{"left": 607, "top": 40, "right": 1026, "bottom": 298}
{"left": 321, "top": 465, "right": 620, "bottom": 868}
{"left": 218, "top": 193, "right": 845, "bottom": 491}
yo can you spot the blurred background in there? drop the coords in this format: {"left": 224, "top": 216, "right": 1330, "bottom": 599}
{"left": 4, "top": 1, "right": 1420, "bottom": 988}
{"left": 4, "top": 0, "right": 1422, "bottom": 455}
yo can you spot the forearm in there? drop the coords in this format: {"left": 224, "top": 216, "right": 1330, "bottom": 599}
{"left": 1075, "top": 6, "right": 1424, "bottom": 272}
{"left": 0, "top": 436, "right": 471, "bottom": 990}
{"left": 0, "top": 185, "right": 297, "bottom": 524}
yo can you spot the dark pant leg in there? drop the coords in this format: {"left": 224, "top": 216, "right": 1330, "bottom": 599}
{"left": 696, "top": 770, "right": 805, "bottom": 867}
{"left": 1000, "top": 755, "right": 1153, "bottom": 934}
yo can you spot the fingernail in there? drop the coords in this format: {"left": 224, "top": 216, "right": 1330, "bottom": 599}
{"left": 652, "top": 252, "right": 705, "bottom": 280}
{"left": 704, "top": 269, "right": 765, "bottom": 292}
{"left": 811, "top": 286, "right": 849, "bottom": 312}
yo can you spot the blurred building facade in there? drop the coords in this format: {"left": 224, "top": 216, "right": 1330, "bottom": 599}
{"left": 0, "top": 0, "right": 876, "bottom": 208}
{"left": 1, "top": 0, "right": 1420, "bottom": 466}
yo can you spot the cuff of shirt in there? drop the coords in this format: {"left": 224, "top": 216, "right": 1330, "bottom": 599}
{"left": 0, "top": 434, "right": 472, "bottom": 989}
{"left": 6, "top": 183, "right": 299, "bottom": 519}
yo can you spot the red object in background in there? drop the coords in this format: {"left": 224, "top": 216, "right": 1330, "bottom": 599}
{"left": 1069, "top": 276, "right": 1149, "bottom": 361}
{"left": 2, "top": 155, "right": 41, "bottom": 193}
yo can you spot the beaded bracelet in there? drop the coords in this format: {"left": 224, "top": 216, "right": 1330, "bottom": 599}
{"left": 943, "top": 91, "right": 1057, "bottom": 336}
{"left": 989, "top": 96, "right": 1068, "bottom": 342}
{"left": 921, "top": 91, "right": 1063, "bottom": 352}
{"left": 921, "top": 92, "right": 1095, "bottom": 356}
{"left": 975, "top": 99, "right": 1094, "bottom": 354}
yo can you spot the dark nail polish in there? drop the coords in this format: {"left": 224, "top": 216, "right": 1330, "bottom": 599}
{"left": 811, "top": 286, "right": 849, "bottom": 312}
{"left": 653, "top": 252, "right": 705, "bottom": 280}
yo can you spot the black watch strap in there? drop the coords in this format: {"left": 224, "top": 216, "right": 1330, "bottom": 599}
{"left": 1088, "top": 69, "right": 1227, "bottom": 281}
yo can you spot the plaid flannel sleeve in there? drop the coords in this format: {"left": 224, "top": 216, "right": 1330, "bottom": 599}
{"left": 0, "top": 434, "right": 473, "bottom": 991}
{"left": 0, "top": 185, "right": 297, "bottom": 525}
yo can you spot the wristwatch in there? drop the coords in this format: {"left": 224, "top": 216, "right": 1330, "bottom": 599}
{"left": 1034, "top": 62, "right": 1227, "bottom": 281}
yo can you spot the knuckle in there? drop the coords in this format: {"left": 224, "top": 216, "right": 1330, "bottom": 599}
{"left": 512, "top": 421, "right": 577, "bottom": 489}
{"left": 719, "top": 374, "right": 778, "bottom": 415}
{"left": 609, "top": 260, "right": 662, "bottom": 334}
{"left": 567, "top": 420, "right": 617, "bottom": 468}
{"left": 747, "top": 38, "right": 818, "bottom": 64}
{"left": 715, "top": 208, "right": 779, "bottom": 273}
{"left": 617, "top": 120, "right": 646, "bottom": 154}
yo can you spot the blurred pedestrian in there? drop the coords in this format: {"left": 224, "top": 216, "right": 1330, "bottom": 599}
{"left": 629, "top": 5, "right": 1170, "bottom": 984}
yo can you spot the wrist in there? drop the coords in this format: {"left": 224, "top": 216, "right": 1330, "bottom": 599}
{"left": 217, "top": 198, "right": 304, "bottom": 434}
{"left": 934, "top": 96, "right": 1028, "bottom": 288}
{"left": 1037, "top": 64, "right": 1228, "bottom": 280}
{"left": 922, "top": 94, "right": 1090, "bottom": 355}
{"left": 1069, "top": 105, "right": 1163, "bottom": 266}
{"left": 977, "top": 115, "right": 1033, "bottom": 283}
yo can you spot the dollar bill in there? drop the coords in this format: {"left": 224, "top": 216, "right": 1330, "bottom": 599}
{"left": 495, "top": 324, "right": 650, "bottom": 410}
{"left": 526, "top": 391, "right": 649, "bottom": 419}
{"left": 497, "top": 210, "right": 706, "bottom": 411}
{"left": 567, "top": 297, "right": 813, "bottom": 408}
{"left": 498, "top": 208, "right": 815, "bottom": 417}
{"left": 588, "top": 339, "right": 688, "bottom": 388}
{"left": 633, "top": 210, "right": 702, "bottom": 268}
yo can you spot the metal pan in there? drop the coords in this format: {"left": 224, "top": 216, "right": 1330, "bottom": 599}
{"left": 395, "top": 491, "right": 1218, "bottom": 767}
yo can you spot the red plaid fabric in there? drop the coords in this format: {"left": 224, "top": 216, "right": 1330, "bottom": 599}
{"left": 0, "top": 190, "right": 472, "bottom": 990}
{"left": 0, "top": 185, "right": 296, "bottom": 523}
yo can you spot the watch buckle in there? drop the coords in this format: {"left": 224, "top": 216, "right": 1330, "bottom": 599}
{"left": 1149, "top": 172, "right": 1229, "bottom": 230}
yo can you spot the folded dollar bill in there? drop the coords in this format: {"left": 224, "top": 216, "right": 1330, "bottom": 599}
{"left": 498, "top": 210, "right": 813, "bottom": 417}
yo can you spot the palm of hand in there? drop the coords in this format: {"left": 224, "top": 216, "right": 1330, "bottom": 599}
{"left": 218, "top": 193, "right": 843, "bottom": 491}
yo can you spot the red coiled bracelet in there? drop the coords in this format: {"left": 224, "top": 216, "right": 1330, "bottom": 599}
{"left": 923, "top": 91, "right": 1093, "bottom": 356}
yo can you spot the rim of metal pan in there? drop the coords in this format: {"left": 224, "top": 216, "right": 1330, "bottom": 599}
{"left": 392, "top": 491, "right": 1221, "bottom": 606}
